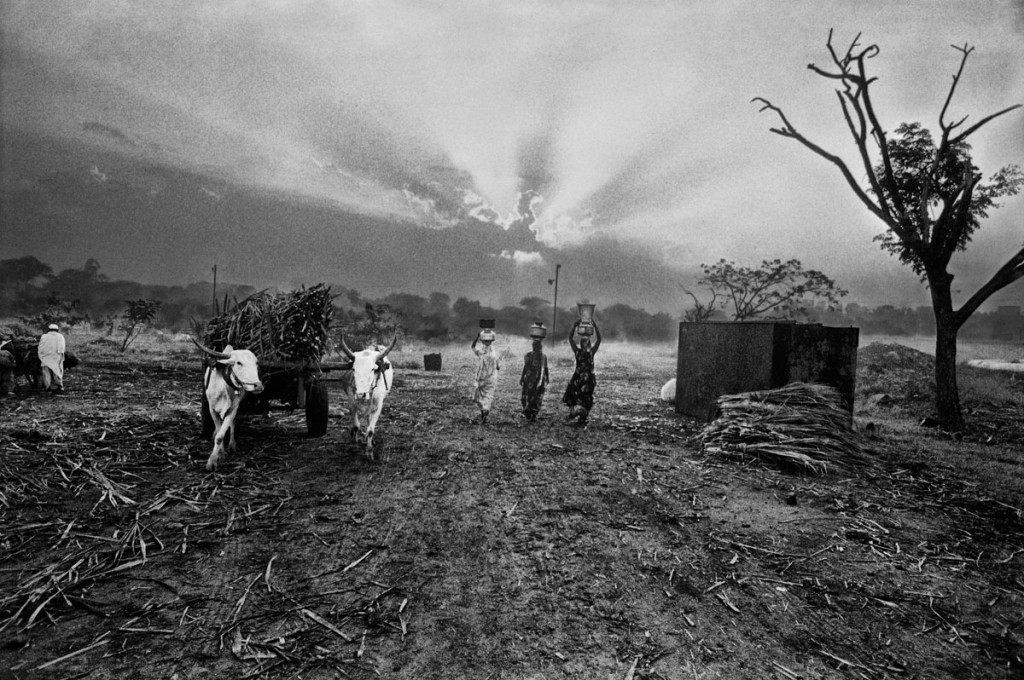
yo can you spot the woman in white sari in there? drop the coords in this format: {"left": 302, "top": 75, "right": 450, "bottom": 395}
{"left": 471, "top": 329, "right": 500, "bottom": 423}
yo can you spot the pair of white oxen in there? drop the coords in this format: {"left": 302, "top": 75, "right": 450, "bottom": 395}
{"left": 193, "top": 336, "right": 396, "bottom": 471}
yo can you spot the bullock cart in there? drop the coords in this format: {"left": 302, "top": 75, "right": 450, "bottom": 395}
{"left": 1, "top": 335, "right": 80, "bottom": 390}
{"left": 198, "top": 284, "right": 350, "bottom": 437}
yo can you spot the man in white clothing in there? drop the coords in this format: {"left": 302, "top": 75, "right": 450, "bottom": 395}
{"left": 37, "top": 324, "right": 66, "bottom": 392}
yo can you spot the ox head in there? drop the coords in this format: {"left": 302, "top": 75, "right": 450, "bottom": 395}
{"left": 340, "top": 334, "right": 396, "bottom": 400}
{"left": 192, "top": 338, "right": 264, "bottom": 394}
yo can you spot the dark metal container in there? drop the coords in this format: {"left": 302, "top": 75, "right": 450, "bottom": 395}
{"left": 424, "top": 353, "right": 442, "bottom": 371}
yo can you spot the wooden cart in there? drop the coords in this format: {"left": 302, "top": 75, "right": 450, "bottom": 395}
{"left": 197, "top": 283, "right": 342, "bottom": 438}
{"left": 200, "top": 358, "right": 352, "bottom": 438}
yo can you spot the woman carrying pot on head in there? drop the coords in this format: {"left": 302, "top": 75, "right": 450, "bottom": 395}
{"left": 562, "top": 318, "right": 601, "bottom": 427}
{"left": 520, "top": 323, "right": 549, "bottom": 421}
{"left": 471, "top": 328, "right": 500, "bottom": 424}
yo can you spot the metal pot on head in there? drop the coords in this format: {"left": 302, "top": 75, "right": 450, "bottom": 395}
{"left": 577, "top": 303, "right": 596, "bottom": 336}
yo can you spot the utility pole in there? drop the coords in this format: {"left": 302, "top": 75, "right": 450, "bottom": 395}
{"left": 212, "top": 264, "right": 218, "bottom": 316}
{"left": 549, "top": 263, "right": 561, "bottom": 349}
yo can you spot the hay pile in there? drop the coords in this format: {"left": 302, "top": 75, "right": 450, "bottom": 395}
{"left": 698, "top": 382, "right": 868, "bottom": 475}
{"left": 202, "top": 284, "right": 334, "bottom": 364}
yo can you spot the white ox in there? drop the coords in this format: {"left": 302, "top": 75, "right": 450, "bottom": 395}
{"left": 339, "top": 335, "right": 396, "bottom": 460}
{"left": 193, "top": 339, "right": 264, "bottom": 471}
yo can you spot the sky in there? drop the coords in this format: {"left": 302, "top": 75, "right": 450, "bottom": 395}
{"left": 2, "top": 0, "right": 1023, "bottom": 313}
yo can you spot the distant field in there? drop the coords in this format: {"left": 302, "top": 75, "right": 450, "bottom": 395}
{"left": 5, "top": 321, "right": 1019, "bottom": 369}
{"left": 859, "top": 333, "right": 1023, "bottom": 362}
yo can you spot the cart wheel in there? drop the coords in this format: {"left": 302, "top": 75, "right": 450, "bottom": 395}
{"left": 201, "top": 389, "right": 215, "bottom": 437}
{"left": 306, "top": 380, "right": 329, "bottom": 437}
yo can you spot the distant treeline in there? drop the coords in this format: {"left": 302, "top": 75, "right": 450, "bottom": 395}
{"left": 0, "top": 256, "right": 675, "bottom": 342}
{"left": 2, "top": 256, "right": 1021, "bottom": 342}
{"left": 811, "top": 302, "right": 1024, "bottom": 343}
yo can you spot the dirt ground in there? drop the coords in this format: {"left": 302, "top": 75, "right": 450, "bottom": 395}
{"left": 1, "top": 340, "right": 1022, "bottom": 679}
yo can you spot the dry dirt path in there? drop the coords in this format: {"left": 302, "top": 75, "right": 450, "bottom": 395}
{"left": 1, "top": 352, "right": 1022, "bottom": 679}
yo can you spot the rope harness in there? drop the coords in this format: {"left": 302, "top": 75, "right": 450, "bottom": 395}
{"left": 347, "top": 358, "right": 391, "bottom": 397}
{"left": 371, "top": 359, "right": 391, "bottom": 393}
{"left": 205, "top": 360, "right": 259, "bottom": 393}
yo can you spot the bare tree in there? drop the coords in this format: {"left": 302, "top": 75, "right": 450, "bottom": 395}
{"left": 681, "top": 286, "right": 719, "bottom": 322}
{"left": 754, "top": 31, "right": 1023, "bottom": 431}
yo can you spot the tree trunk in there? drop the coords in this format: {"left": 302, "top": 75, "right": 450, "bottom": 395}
{"left": 933, "top": 322, "right": 964, "bottom": 430}
{"left": 928, "top": 273, "right": 965, "bottom": 431}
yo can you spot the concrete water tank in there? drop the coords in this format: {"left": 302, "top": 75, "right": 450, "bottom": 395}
{"left": 675, "top": 321, "right": 859, "bottom": 421}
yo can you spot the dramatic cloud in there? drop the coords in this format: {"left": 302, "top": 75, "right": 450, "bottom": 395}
{"left": 2, "top": 1, "right": 1023, "bottom": 309}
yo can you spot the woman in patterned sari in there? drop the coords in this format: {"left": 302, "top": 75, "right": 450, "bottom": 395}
{"left": 562, "top": 319, "right": 601, "bottom": 426}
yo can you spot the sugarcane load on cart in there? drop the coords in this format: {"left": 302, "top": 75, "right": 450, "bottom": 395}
{"left": 198, "top": 284, "right": 350, "bottom": 437}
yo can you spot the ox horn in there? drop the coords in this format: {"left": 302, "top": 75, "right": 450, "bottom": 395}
{"left": 378, "top": 334, "right": 398, "bottom": 361}
{"left": 191, "top": 336, "right": 231, "bottom": 360}
{"left": 338, "top": 334, "right": 356, "bottom": 360}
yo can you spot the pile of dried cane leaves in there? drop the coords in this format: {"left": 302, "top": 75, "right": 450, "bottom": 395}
{"left": 698, "top": 382, "right": 872, "bottom": 474}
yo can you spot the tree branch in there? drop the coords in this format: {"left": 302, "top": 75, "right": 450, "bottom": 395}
{"left": 853, "top": 45, "right": 911, "bottom": 224}
{"left": 935, "top": 166, "right": 975, "bottom": 266}
{"left": 681, "top": 286, "right": 719, "bottom": 322}
{"left": 954, "top": 246, "right": 1024, "bottom": 326}
{"left": 939, "top": 43, "right": 973, "bottom": 131}
{"left": 837, "top": 91, "right": 895, "bottom": 221}
{"left": 949, "top": 104, "right": 1023, "bottom": 145}
{"left": 752, "top": 97, "right": 893, "bottom": 226}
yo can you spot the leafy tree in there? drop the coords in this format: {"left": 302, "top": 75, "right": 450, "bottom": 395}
{"left": 872, "top": 123, "right": 1023, "bottom": 271}
{"left": 691, "top": 259, "right": 847, "bottom": 321}
{"left": 119, "top": 298, "right": 161, "bottom": 351}
{"left": 599, "top": 303, "right": 675, "bottom": 341}
{"left": 427, "top": 292, "right": 452, "bottom": 319}
{"left": 451, "top": 296, "right": 486, "bottom": 334}
{"left": 0, "top": 256, "right": 54, "bottom": 315}
{"left": 19, "top": 292, "right": 82, "bottom": 328}
{"left": 84, "top": 258, "right": 104, "bottom": 283}
{"left": 341, "top": 302, "right": 404, "bottom": 350}
{"left": 0, "top": 256, "right": 53, "bottom": 286}
{"left": 382, "top": 292, "right": 428, "bottom": 320}
{"left": 417, "top": 292, "right": 453, "bottom": 340}
{"left": 518, "top": 296, "right": 551, "bottom": 321}
{"left": 50, "top": 259, "right": 110, "bottom": 312}
{"left": 345, "top": 289, "right": 364, "bottom": 309}
{"left": 754, "top": 32, "right": 1023, "bottom": 430}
